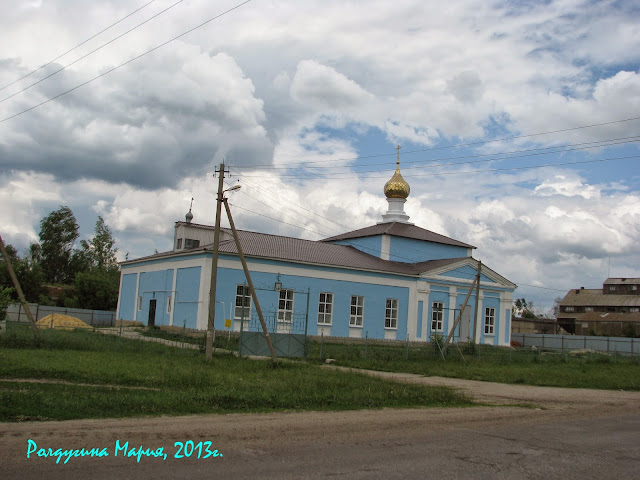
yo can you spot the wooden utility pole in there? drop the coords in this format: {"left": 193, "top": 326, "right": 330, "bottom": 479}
{"left": 443, "top": 276, "right": 478, "bottom": 353}
{"left": 472, "top": 260, "right": 481, "bottom": 343}
{"left": 205, "top": 163, "right": 227, "bottom": 361}
{"left": 0, "top": 233, "right": 39, "bottom": 339}
{"left": 223, "top": 198, "right": 278, "bottom": 365}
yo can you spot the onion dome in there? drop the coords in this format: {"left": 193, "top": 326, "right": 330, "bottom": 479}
{"left": 185, "top": 198, "right": 194, "bottom": 223}
{"left": 383, "top": 146, "right": 410, "bottom": 199}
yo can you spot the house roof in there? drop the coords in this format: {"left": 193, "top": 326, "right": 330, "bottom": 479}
{"left": 558, "top": 311, "right": 640, "bottom": 323}
{"left": 121, "top": 227, "right": 473, "bottom": 278}
{"left": 321, "top": 221, "right": 475, "bottom": 249}
{"left": 560, "top": 289, "right": 640, "bottom": 308}
{"left": 604, "top": 277, "right": 640, "bottom": 285}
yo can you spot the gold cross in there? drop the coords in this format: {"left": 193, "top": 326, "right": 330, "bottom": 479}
{"left": 396, "top": 144, "right": 401, "bottom": 165}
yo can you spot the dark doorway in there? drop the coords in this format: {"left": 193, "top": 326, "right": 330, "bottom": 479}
{"left": 148, "top": 299, "right": 157, "bottom": 327}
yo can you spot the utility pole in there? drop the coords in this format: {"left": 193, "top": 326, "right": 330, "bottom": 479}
{"left": 223, "top": 198, "right": 278, "bottom": 365}
{"left": 205, "top": 163, "right": 227, "bottom": 361}
{"left": 472, "top": 260, "right": 481, "bottom": 343}
{"left": 0, "top": 233, "right": 39, "bottom": 339}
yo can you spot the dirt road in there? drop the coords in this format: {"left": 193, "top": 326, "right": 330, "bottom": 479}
{"left": 1, "top": 371, "right": 639, "bottom": 479}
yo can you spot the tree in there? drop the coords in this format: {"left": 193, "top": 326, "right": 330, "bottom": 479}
{"left": 73, "top": 269, "right": 120, "bottom": 311}
{"left": 513, "top": 298, "right": 537, "bottom": 318}
{"left": 38, "top": 206, "right": 79, "bottom": 284}
{"left": 0, "top": 243, "right": 43, "bottom": 303}
{"left": 0, "top": 286, "right": 13, "bottom": 321}
{"left": 80, "top": 216, "right": 118, "bottom": 271}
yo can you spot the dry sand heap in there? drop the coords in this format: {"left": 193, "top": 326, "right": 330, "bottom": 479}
{"left": 35, "top": 314, "right": 91, "bottom": 330}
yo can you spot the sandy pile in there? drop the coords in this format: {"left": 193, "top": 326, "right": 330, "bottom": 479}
{"left": 35, "top": 314, "right": 91, "bottom": 330}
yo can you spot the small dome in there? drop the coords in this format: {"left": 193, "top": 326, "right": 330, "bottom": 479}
{"left": 384, "top": 162, "right": 410, "bottom": 199}
{"left": 185, "top": 210, "right": 193, "bottom": 223}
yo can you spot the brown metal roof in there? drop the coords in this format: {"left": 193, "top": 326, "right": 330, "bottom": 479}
{"left": 322, "top": 221, "right": 475, "bottom": 249}
{"left": 558, "top": 311, "right": 640, "bottom": 323}
{"left": 215, "top": 228, "right": 469, "bottom": 276}
{"left": 560, "top": 289, "right": 640, "bottom": 308}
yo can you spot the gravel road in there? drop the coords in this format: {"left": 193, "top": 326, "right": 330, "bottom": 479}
{"left": 2, "top": 370, "right": 639, "bottom": 479}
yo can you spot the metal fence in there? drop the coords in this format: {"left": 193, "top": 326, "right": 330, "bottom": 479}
{"left": 511, "top": 333, "right": 640, "bottom": 357}
{"left": 5, "top": 303, "right": 116, "bottom": 327}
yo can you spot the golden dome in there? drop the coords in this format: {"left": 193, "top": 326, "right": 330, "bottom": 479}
{"left": 384, "top": 146, "right": 410, "bottom": 199}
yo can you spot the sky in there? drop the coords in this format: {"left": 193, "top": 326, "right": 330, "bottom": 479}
{"left": 1, "top": 0, "right": 639, "bottom": 314}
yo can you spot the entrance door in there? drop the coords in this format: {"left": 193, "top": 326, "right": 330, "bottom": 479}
{"left": 148, "top": 299, "right": 157, "bottom": 327}
{"left": 458, "top": 306, "right": 470, "bottom": 342}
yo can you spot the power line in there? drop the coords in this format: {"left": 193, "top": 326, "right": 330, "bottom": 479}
{"left": 0, "top": 0, "right": 254, "bottom": 124}
{"left": 232, "top": 116, "right": 640, "bottom": 169}
{"left": 233, "top": 136, "right": 640, "bottom": 173}
{"left": 1, "top": 0, "right": 185, "bottom": 104}
{"left": 238, "top": 154, "right": 640, "bottom": 179}
{"left": 0, "top": 0, "right": 158, "bottom": 92}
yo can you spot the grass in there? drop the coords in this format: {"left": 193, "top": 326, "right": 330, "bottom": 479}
{"left": 0, "top": 325, "right": 471, "bottom": 421}
{"left": 308, "top": 339, "right": 640, "bottom": 391}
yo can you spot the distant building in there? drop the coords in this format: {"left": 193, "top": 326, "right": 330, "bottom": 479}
{"left": 116, "top": 158, "right": 517, "bottom": 346}
{"left": 557, "top": 278, "right": 640, "bottom": 335}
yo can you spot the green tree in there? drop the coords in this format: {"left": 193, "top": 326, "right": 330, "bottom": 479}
{"left": 38, "top": 206, "right": 79, "bottom": 284}
{"left": 73, "top": 269, "right": 120, "bottom": 311}
{"left": 513, "top": 298, "right": 537, "bottom": 318}
{"left": 80, "top": 216, "right": 118, "bottom": 271}
{"left": 0, "top": 244, "right": 43, "bottom": 303}
{"left": 0, "top": 286, "right": 13, "bottom": 321}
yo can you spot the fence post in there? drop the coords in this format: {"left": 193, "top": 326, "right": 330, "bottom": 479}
{"left": 406, "top": 334, "right": 410, "bottom": 360}
{"left": 36, "top": 304, "right": 40, "bottom": 322}
{"left": 607, "top": 336, "right": 610, "bottom": 354}
{"left": 319, "top": 331, "right": 324, "bottom": 361}
{"left": 561, "top": 335, "right": 564, "bottom": 354}
{"left": 18, "top": 303, "right": 22, "bottom": 323}
{"left": 365, "top": 331, "right": 368, "bottom": 360}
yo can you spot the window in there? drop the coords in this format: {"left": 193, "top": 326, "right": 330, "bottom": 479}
{"left": 184, "top": 238, "right": 200, "bottom": 249}
{"left": 608, "top": 285, "right": 616, "bottom": 291}
{"left": 484, "top": 307, "right": 495, "bottom": 335}
{"left": 317, "top": 293, "right": 333, "bottom": 325}
{"left": 166, "top": 296, "right": 172, "bottom": 313}
{"left": 431, "top": 302, "right": 444, "bottom": 332}
{"left": 630, "top": 307, "right": 640, "bottom": 313}
{"left": 176, "top": 238, "right": 183, "bottom": 249}
{"left": 350, "top": 296, "right": 364, "bottom": 327}
{"left": 385, "top": 299, "right": 398, "bottom": 329}
{"left": 137, "top": 296, "right": 142, "bottom": 311}
{"left": 278, "top": 289, "right": 294, "bottom": 322}
{"left": 564, "top": 306, "right": 575, "bottom": 312}
{"left": 234, "top": 285, "right": 251, "bottom": 319}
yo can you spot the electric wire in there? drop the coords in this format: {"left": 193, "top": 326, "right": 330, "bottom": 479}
{"left": 232, "top": 116, "right": 640, "bottom": 169}
{"left": 237, "top": 154, "right": 640, "bottom": 179}
{"left": 0, "top": 0, "right": 255, "bottom": 124}
{"left": 234, "top": 136, "right": 640, "bottom": 173}
{"left": 1, "top": 0, "right": 185, "bottom": 104}
{"left": 0, "top": 0, "right": 158, "bottom": 92}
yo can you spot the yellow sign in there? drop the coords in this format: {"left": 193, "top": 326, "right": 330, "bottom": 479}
{"left": 225, "top": 319, "right": 232, "bottom": 328}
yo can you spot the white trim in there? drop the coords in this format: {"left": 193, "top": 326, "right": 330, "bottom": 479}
{"left": 381, "top": 234, "right": 391, "bottom": 260}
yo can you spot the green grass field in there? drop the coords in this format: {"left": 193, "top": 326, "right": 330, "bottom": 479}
{"left": 0, "top": 326, "right": 471, "bottom": 422}
{"left": 308, "top": 339, "right": 640, "bottom": 390}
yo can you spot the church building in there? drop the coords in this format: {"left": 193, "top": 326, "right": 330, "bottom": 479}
{"left": 116, "top": 159, "right": 516, "bottom": 346}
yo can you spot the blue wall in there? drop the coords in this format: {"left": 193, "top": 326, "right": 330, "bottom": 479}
{"left": 389, "top": 236, "right": 468, "bottom": 263}
{"left": 330, "top": 236, "right": 382, "bottom": 258}
{"left": 214, "top": 267, "right": 410, "bottom": 340}
{"left": 118, "top": 273, "right": 138, "bottom": 321}
{"left": 138, "top": 270, "right": 174, "bottom": 327}
{"left": 174, "top": 267, "right": 201, "bottom": 330}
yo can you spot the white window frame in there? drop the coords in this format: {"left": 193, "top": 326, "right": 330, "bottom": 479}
{"left": 317, "top": 292, "right": 333, "bottom": 325}
{"left": 484, "top": 307, "right": 495, "bottom": 335}
{"left": 234, "top": 285, "right": 252, "bottom": 319}
{"left": 278, "top": 289, "right": 294, "bottom": 322}
{"left": 385, "top": 298, "right": 398, "bottom": 329}
{"left": 350, "top": 296, "right": 364, "bottom": 327}
{"left": 431, "top": 302, "right": 444, "bottom": 332}
{"left": 137, "top": 296, "right": 142, "bottom": 311}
